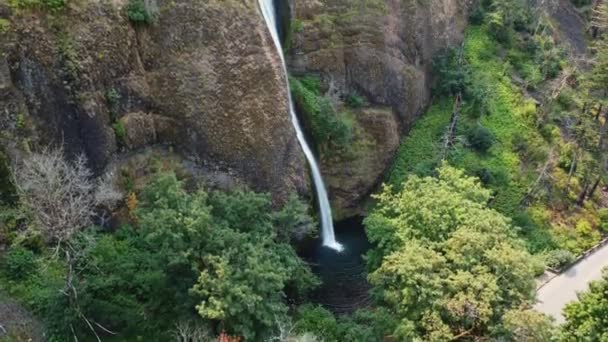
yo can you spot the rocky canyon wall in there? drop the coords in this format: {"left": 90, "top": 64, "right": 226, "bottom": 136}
{"left": 0, "top": 0, "right": 471, "bottom": 213}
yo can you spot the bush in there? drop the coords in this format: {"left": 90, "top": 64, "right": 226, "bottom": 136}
{"left": 127, "top": 0, "right": 153, "bottom": 24}
{"left": 545, "top": 249, "right": 575, "bottom": 269}
{"left": 113, "top": 121, "right": 126, "bottom": 146}
{"left": 598, "top": 209, "right": 608, "bottom": 232}
{"left": 469, "top": 6, "right": 485, "bottom": 25}
{"left": 290, "top": 76, "right": 353, "bottom": 151}
{"left": 467, "top": 125, "right": 495, "bottom": 152}
{"left": 432, "top": 48, "right": 468, "bottom": 96}
{"left": 9, "top": 0, "right": 65, "bottom": 11}
{"left": 345, "top": 93, "right": 365, "bottom": 108}
{"left": 474, "top": 167, "right": 495, "bottom": 185}
{"left": 2, "top": 247, "right": 37, "bottom": 280}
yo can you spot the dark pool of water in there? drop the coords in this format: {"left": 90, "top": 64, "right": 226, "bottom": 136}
{"left": 300, "top": 217, "right": 372, "bottom": 314}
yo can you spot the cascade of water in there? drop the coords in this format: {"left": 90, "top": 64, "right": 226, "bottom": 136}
{"left": 258, "top": 0, "right": 343, "bottom": 252}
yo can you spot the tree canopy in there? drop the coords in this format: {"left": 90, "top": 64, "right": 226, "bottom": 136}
{"left": 365, "top": 163, "right": 544, "bottom": 340}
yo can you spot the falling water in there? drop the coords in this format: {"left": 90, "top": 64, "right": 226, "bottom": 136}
{"left": 258, "top": 0, "right": 343, "bottom": 252}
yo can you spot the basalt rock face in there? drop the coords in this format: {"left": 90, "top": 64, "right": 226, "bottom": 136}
{"left": 1, "top": 0, "right": 472, "bottom": 217}
{"left": 289, "top": 0, "right": 472, "bottom": 217}
{"left": 290, "top": 0, "right": 472, "bottom": 125}
{"left": 0, "top": 0, "right": 307, "bottom": 202}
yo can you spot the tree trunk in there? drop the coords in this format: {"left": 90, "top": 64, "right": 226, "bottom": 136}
{"left": 565, "top": 152, "right": 577, "bottom": 193}
{"left": 588, "top": 176, "right": 602, "bottom": 200}
{"left": 577, "top": 181, "right": 589, "bottom": 206}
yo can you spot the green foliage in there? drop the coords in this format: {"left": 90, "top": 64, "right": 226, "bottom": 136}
{"left": 345, "top": 93, "right": 365, "bottom": 108}
{"left": 0, "top": 150, "right": 17, "bottom": 206}
{"left": 599, "top": 208, "right": 608, "bottom": 232}
{"left": 469, "top": 6, "right": 485, "bottom": 25}
{"left": 293, "top": 305, "right": 394, "bottom": 342}
{"left": 8, "top": 0, "right": 65, "bottom": 11}
{"left": 0, "top": 251, "right": 67, "bottom": 338}
{"left": 290, "top": 76, "right": 353, "bottom": 152}
{"left": 1, "top": 247, "right": 37, "bottom": 280}
{"left": 136, "top": 173, "right": 318, "bottom": 340}
{"left": 0, "top": 19, "right": 10, "bottom": 33}
{"left": 1, "top": 173, "right": 317, "bottom": 340}
{"left": 545, "top": 249, "right": 575, "bottom": 269}
{"left": 467, "top": 125, "right": 495, "bottom": 152}
{"left": 432, "top": 48, "right": 467, "bottom": 97}
{"left": 112, "top": 121, "right": 126, "bottom": 146}
{"left": 554, "top": 219, "right": 602, "bottom": 255}
{"left": 499, "top": 308, "right": 556, "bottom": 341}
{"left": 126, "top": 0, "right": 154, "bottom": 24}
{"left": 105, "top": 88, "right": 121, "bottom": 121}
{"left": 366, "top": 164, "right": 539, "bottom": 340}
{"left": 561, "top": 269, "right": 608, "bottom": 341}
{"left": 389, "top": 100, "right": 453, "bottom": 186}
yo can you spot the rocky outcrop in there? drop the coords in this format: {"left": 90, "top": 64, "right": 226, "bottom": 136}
{"left": 290, "top": 0, "right": 472, "bottom": 125}
{"left": 323, "top": 107, "right": 400, "bottom": 220}
{"left": 0, "top": 0, "right": 307, "bottom": 202}
{"left": 290, "top": 0, "right": 472, "bottom": 216}
{"left": 0, "top": 0, "right": 473, "bottom": 217}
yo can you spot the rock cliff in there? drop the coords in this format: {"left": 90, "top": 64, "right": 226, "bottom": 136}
{"left": 289, "top": 0, "right": 472, "bottom": 217}
{"left": 0, "top": 0, "right": 472, "bottom": 216}
{"left": 0, "top": 0, "right": 307, "bottom": 202}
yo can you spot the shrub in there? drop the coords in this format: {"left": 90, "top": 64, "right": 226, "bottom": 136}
{"left": 467, "top": 125, "right": 495, "bottom": 152}
{"left": 474, "top": 167, "right": 495, "bottom": 185}
{"left": 2, "top": 247, "right": 37, "bottom": 280}
{"left": 345, "top": 93, "right": 365, "bottom": 108}
{"left": 113, "top": 121, "right": 126, "bottom": 146}
{"left": 9, "top": 0, "right": 65, "bottom": 11}
{"left": 469, "top": 6, "right": 485, "bottom": 25}
{"left": 545, "top": 249, "right": 575, "bottom": 269}
{"left": 127, "top": 0, "right": 153, "bottom": 24}
{"left": 432, "top": 48, "right": 468, "bottom": 96}
{"left": 0, "top": 19, "right": 10, "bottom": 33}
{"left": 598, "top": 208, "right": 608, "bottom": 232}
{"left": 290, "top": 76, "right": 353, "bottom": 151}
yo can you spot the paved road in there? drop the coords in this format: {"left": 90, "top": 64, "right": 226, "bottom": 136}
{"left": 535, "top": 244, "right": 608, "bottom": 323}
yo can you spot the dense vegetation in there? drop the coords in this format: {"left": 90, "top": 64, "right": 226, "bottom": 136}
{"left": 1, "top": 0, "right": 607, "bottom": 340}
{"left": 390, "top": 0, "right": 608, "bottom": 263}
{"left": 561, "top": 268, "right": 608, "bottom": 340}
{"left": 290, "top": 76, "right": 353, "bottom": 154}
{"left": 0, "top": 151, "right": 319, "bottom": 341}
{"left": 366, "top": 164, "right": 547, "bottom": 340}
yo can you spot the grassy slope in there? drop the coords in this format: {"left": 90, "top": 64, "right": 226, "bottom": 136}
{"left": 388, "top": 26, "right": 558, "bottom": 253}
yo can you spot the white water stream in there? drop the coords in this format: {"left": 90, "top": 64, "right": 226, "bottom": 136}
{"left": 258, "top": 0, "right": 343, "bottom": 251}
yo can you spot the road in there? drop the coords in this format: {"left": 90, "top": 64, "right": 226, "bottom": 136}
{"left": 535, "top": 243, "right": 608, "bottom": 323}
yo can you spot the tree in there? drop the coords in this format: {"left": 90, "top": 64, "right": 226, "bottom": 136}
{"left": 136, "top": 173, "right": 319, "bottom": 340}
{"left": 561, "top": 268, "right": 608, "bottom": 341}
{"left": 365, "top": 164, "right": 541, "bottom": 340}
{"left": 500, "top": 308, "right": 556, "bottom": 341}
{"left": 12, "top": 149, "right": 122, "bottom": 242}
{"left": 13, "top": 149, "right": 96, "bottom": 243}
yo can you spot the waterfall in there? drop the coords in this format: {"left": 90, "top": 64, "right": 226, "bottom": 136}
{"left": 258, "top": 0, "right": 343, "bottom": 252}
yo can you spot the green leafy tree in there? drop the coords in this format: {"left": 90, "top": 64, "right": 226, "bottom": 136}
{"left": 561, "top": 269, "right": 608, "bottom": 341}
{"left": 138, "top": 173, "right": 319, "bottom": 340}
{"left": 365, "top": 164, "right": 540, "bottom": 340}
